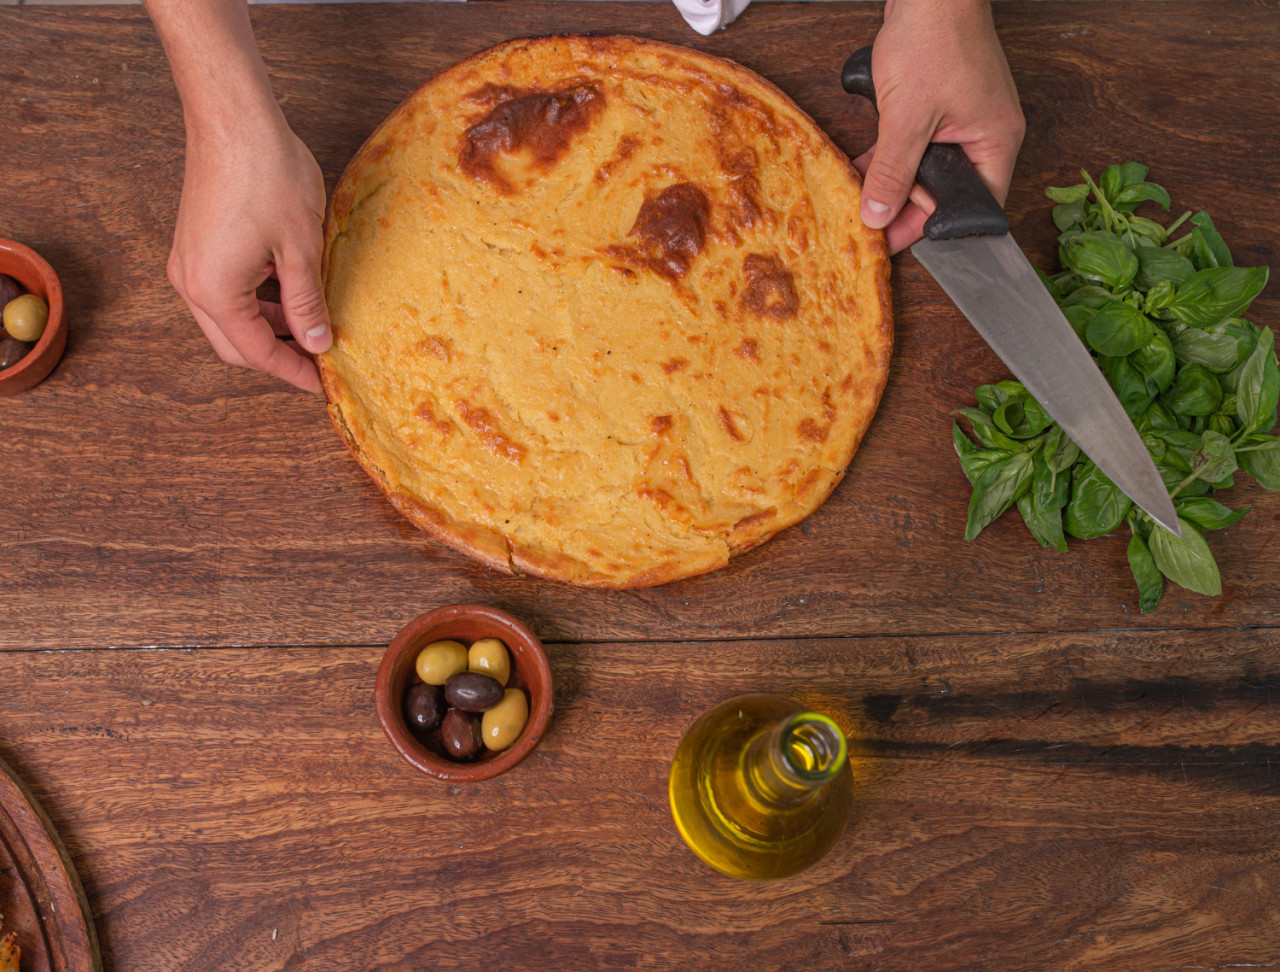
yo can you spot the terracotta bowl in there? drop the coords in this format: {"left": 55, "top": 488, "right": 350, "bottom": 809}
{"left": 0, "top": 239, "right": 66, "bottom": 397}
{"left": 375, "top": 604, "right": 553, "bottom": 782}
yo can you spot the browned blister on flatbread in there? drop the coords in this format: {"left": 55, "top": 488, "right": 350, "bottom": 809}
{"left": 320, "top": 35, "right": 892, "bottom": 587}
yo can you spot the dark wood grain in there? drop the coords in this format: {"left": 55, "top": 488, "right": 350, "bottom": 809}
{"left": 0, "top": 4, "right": 1278, "bottom": 649}
{"left": 1, "top": 632, "right": 1277, "bottom": 971}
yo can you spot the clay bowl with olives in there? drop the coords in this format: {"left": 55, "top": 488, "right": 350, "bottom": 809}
{"left": 0, "top": 239, "right": 65, "bottom": 397}
{"left": 375, "top": 604, "right": 553, "bottom": 782}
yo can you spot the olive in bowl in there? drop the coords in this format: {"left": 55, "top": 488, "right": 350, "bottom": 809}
{"left": 0, "top": 239, "right": 66, "bottom": 397}
{"left": 375, "top": 604, "right": 553, "bottom": 782}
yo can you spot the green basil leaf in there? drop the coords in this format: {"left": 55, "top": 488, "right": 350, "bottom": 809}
{"left": 1039, "top": 423, "right": 1064, "bottom": 461}
{"left": 1062, "top": 231, "right": 1139, "bottom": 290}
{"left": 1063, "top": 460, "right": 1132, "bottom": 539}
{"left": 1031, "top": 437, "right": 1071, "bottom": 513}
{"left": 993, "top": 399, "right": 1024, "bottom": 436}
{"left": 990, "top": 394, "right": 1054, "bottom": 439}
{"left": 1189, "top": 211, "right": 1233, "bottom": 270}
{"left": 1135, "top": 246, "right": 1195, "bottom": 291}
{"left": 1046, "top": 183, "right": 1090, "bottom": 204}
{"left": 1174, "top": 496, "right": 1249, "bottom": 531}
{"left": 953, "top": 425, "right": 1016, "bottom": 486}
{"left": 1216, "top": 322, "right": 1262, "bottom": 394}
{"left": 1053, "top": 435, "right": 1081, "bottom": 475}
{"left": 965, "top": 451, "right": 1034, "bottom": 541}
{"left": 1161, "top": 461, "right": 1211, "bottom": 497}
{"left": 1143, "top": 280, "right": 1178, "bottom": 316}
{"left": 1053, "top": 200, "right": 1087, "bottom": 232}
{"left": 953, "top": 408, "right": 1024, "bottom": 451}
{"left": 1051, "top": 269, "right": 1081, "bottom": 293}
{"left": 1157, "top": 429, "right": 1202, "bottom": 469}
{"left": 1235, "top": 327, "right": 1280, "bottom": 434}
{"left": 1162, "top": 363, "right": 1224, "bottom": 416}
{"left": 975, "top": 380, "right": 1027, "bottom": 414}
{"left": 1099, "top": 165, "right": 1124, "bottom": 200}
{"left": 1101, "top": 162, "right": 1150, "bottom": 200}
{"left": 1129, "top": 216, "right": 1169, "bottom": 246}
{"left": 959, "top": 448, "right": 1016, "bottom": 486}
{"left": 1061, "top": 303, "right": 1096, "bottom": 340}
{"left": 973, "top": 388, "right": 1000, "bottom": 414}
{"left": 1061, "top": 285, "right": 1117, "bottom": 310}
{"left": 1191, "top": 429, "right": 1238, "bottom": 482}
{"left": 1131, "top": 328, "right": 1177, "bottom": 394}
{"left": 1043, "top": 427, "right": 1081, "bottom": 475}
{"left": 1116, "top": 162, "right": 1151, "bottom": 188}
{"left": 1238, "top": 436, "right": 1280, "bottom": 490}
{"left": 1223, "top": 318, "right": 1259, "bottom": 362}
{"left": 1114, "top": 182, "right": 1172, "bottom": 213}
{"left": 1138, "top": 400, "right": 1181, "bottom": 433}
{"left": 1101, "top": 354, "right": 1155, "bottom": 418}
{"left": 1036, "top": 267, "right": 1065, "bottom": 302}
{"left": 1148, "top": 518, "right": 1222, "bottom": 596}
{"left": 953, "top": 421, "right": 980, "bottom": 459}
{"left": 1126, "top": 531, "right": 1164, "bottom": 613}
{"left": 1142, "top": 432, "right": 1168, "bottom": 462}
{"left": 1208, "top": 412, "right": 1237, "bottom": 437}
{"left": 1017, "top": 397, "right": 1055, "bottom": 439}
{"left": 1170, "top": 324, "right": 1244, "bottom": 372}
{"left": 1166, "top": 266, "right": 1269, "bottom": 328}
{"left": 1086, "top": 301, "right": 1154, "bottom": 357}
{"left": 1018, "top": 490, "right": 1068, "bottom": 552}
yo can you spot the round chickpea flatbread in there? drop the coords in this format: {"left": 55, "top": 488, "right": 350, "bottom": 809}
{"left": 319, "top": 34, "right": 892, "bottom": 587}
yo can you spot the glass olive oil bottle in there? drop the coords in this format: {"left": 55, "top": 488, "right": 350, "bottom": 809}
{"left": 669, "top": 694, "right": 854, "bottom": 880}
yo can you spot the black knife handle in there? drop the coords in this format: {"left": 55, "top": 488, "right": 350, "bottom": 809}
{"left": 841, "top": 46, "right": 1009, "bottom": 240}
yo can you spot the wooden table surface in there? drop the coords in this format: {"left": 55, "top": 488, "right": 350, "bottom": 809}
{"left": 1, "top": 2, "right": 1278, "bottom": 969}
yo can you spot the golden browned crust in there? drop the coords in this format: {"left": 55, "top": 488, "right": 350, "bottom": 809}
{"left": 320, "top": 35, "right": 893, "bottom": 587}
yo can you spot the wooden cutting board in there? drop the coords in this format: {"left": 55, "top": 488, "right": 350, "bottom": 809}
{"left": 0, "top": 759, "right": 99, "bottom": 972}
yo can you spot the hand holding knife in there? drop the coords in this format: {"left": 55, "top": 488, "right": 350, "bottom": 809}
{"left": 842, "top": 45, "right": 1182, "bottom": 537}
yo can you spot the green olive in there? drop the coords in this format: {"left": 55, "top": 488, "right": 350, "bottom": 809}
{"left": 415, "top": 639, "right": 468, "bottom": 685}
{"left": 3, "top": 294, "right": 48, "bottom": 343}
{"left": 468, "top": 637, "right": 511, "bottom": 686}
{"left": 481, "top": 688, "right": 529, "bottom": 752}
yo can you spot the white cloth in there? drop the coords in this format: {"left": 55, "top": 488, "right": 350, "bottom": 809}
{"left": 669, "top": 0, "right": 753, "bottom": 35}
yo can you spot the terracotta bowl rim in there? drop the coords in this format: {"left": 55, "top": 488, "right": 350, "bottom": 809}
{"left": 0, "top": 238, "right": 67, "bottom": 395}
{"left": 375, "top": 603, "right": 553, "bottom": 782}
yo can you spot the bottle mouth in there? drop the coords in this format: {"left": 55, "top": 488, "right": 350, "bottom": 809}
{"left": 780, "top": 713, "right": 848, "bottom": 780}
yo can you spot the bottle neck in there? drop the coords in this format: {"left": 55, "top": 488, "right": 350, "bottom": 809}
{"left": 743, "top": 711, "right": 848, "bottom": 808}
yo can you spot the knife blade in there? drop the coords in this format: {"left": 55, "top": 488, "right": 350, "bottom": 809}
{"left": 912, "top": 234, "right": 1179, "bottom": 534}
{"left": 842, "top": 46, "right": 1180, "bottom": 536}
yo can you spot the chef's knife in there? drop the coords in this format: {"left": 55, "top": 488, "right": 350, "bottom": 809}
{"left": 841, "top": 46, "right": 1180, "bottom": 536}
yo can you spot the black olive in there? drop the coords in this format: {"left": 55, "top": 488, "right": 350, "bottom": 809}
{"left": 445, "top": 671, "right": 505, "bottom": 712}
{"left": 404, "top": 682, "right": 446, "bottom": 734}
{"left": 441, "top": 708, "right": 483, "bottom": 760}
{"left": 0, "top": 335, "right": 30, "bottom": 371}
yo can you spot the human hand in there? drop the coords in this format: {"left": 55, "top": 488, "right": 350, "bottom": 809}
{"left": 854, "top": 0, "right": 1025, "bottom": 254}
{"left": 167, "top": 114, "right": 331, "bottom": 393}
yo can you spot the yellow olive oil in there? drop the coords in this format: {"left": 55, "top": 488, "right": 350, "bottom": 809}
{"left": 668, "top": 694, "right": 854, "bottom": 880}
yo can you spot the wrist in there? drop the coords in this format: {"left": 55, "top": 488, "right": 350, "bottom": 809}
{"left": 885, "top": 0, "right": 990, "bottom": 21}
{"left": 182, "top": 82, "right": 286, "bottom": 147}
{"left": 146, "top": 0, "right": 286, "bottom": 142}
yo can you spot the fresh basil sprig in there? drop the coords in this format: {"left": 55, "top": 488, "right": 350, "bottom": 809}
{"left": 954, "top": 163, "right": 1277, "bottom": 611}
